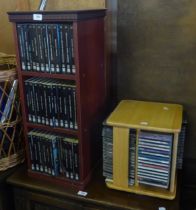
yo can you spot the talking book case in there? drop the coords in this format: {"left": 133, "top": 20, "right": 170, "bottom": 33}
{"left": 102, "top": 100, "right": 183, "bottom": 200}
{"left": 8, "top": 9, "right": 107, "bottom": 189}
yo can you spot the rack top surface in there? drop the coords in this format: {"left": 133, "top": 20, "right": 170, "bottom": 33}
{"left": 106, "top": 100, "right": 183, "bottom": 132}
{"left": 8, "top": 9, "right": 106, "bottom": 22}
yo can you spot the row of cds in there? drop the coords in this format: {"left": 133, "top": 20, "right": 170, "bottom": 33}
{"left": 17, "top": 23, "right": 75, "bottom": 74}
{"left": 137, "top": 131, "right": 173, "bottom": 189}
{"left": 102, "top": 118, "right": 187, "bottom": 189}
{"left": 24, "top": 78, "right": 77, "bottom": 130}
{"left": 177, "top": 116, "right": 187, "bottom": 169}
{"left": 28, "top": 129, "right": 79, "bottom": 180}
{"left": 102, "top": 124, "right": 136, "bottom": 186}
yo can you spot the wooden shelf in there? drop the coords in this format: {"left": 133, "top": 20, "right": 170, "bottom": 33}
{"left": 8, "top": 10, "right": 108, "bottom": 190}
{"left": 8, "top": 10, "right": 106, "bottom": 22}
{"left": 106, "top": 176, "right": 177, "bottom": 200}
{"left": 21, "top": 70, "right": 76, "bottom": 81}
{"left": 26, "top": 122, "right": 78, "bottom": 137}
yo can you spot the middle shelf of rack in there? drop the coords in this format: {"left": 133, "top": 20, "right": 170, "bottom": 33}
{"left": 20, "top": 70, "right": 77, "bottom": 81}
{"left": 26, "top": 122, "right": 78, "bottom": 136}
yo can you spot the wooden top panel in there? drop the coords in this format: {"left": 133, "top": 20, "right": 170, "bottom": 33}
{"left": 8, "top": 9, "right": 106, "bottom": 22}
{"left": 106, "top": 100, "right": 183, "bottom": 132}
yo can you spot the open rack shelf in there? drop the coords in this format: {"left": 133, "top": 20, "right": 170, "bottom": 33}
{"left": 8, "top": 9, "right": 108, "bottom": 190}
{"left": 103, "top": 100, "right": 182, "bottom": 199}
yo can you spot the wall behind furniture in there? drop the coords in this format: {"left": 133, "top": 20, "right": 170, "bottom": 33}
{"left": 0, "top": 0, "right": 17, "bottom": 54}
{"left": 117, "top": 0, "right": 196, "bottom": 159}
{"left": 106, "top": 0, "right": 118, "bottom": 103}
{"left": 44, "top": 0, "right": 105, "bottom": 10}
{"left": 0, "top": 0, "right": 105, "bottom": 54}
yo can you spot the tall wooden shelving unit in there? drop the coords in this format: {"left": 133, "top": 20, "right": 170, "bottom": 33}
{"left": 8, "top": 10, "right": 107, "bottom": 189}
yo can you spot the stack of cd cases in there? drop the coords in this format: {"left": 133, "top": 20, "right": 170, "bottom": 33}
{"left": 137, "top": 131, "right": 173, "bottom": 189}
{"left": 102, "top": 124, "right": 136, "bottom": 186}
{"left": 102, "top": 119, "right": 186, "bottom": 190}
{"left": 177, "top": 114, "right": 188, "bottom": 169}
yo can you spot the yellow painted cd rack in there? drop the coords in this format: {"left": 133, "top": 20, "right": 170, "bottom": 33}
{"left": 104, "top": 100, "right": 183, "bottom": 199}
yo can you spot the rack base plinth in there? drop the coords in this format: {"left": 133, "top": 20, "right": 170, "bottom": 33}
{"left": 105, "top": 178, "right": 177, "bottom": 200}
{"left": 28, "top": 170, "right": 92, "bottom": 191}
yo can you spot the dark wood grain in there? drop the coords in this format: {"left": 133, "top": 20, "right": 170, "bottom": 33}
{"left": 8, "top": 10, "right": 106, "bottom": 22}
{"left": 0, "top": 167, "right": 18, "bottom": 210}
{"left": 8, "top": 10, "right": 108, "bottom": 190}
{"left": 105, "top": 0, "right": 118, "bottom": 105}
{"left": 21, "top": 71, "right": 76, "bottom": 81}
{"left": 7, "top": 165, "right": 181, "bottom": 210}
{"left": 75, "top": 18, "right": 106, "bottom": 179}
{"left": 26, "top": 122, "right": 78, "bottom": 137}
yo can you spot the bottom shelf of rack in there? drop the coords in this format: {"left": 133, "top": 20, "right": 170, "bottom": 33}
{"left": 28, "top": 169, "right": 92, "bottom": 190}
{"left": 105, "top": 176, "right": 177, "bottom": 200}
